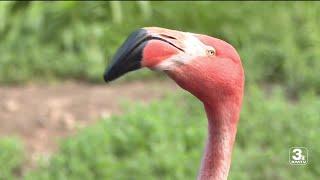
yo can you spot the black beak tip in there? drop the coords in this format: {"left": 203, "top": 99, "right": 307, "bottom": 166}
{"left": 103, "top": 28, "right": 147, "bottom": 83}
{"left": 103, "top": 69, "right": 116, "bottom": 83}
{"left": 103, "top": 73, "right": 110, "bottom": 83}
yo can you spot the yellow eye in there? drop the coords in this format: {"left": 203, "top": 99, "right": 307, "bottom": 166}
{"left": 207, "top": 49, "right": 216, "bottom": 56}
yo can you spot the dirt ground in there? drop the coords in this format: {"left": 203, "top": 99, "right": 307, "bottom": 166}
{"left": 0, "top": 80, "right": 177, "bottom": 168}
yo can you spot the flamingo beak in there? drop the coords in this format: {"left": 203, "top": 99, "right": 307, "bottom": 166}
{"left": 104, "top": 28, "right": 183, "bottom": 82}
{"left": 103, "top": 29, "right": 149, "bottom": 82}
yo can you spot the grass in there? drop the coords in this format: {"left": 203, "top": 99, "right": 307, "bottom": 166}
{"left": 17, "top": 85, "right": 319, "bottom": 179}
{"left": 0, "top": 2, "right": 319, "bottom": 94}
{"left": 0, "top": 137, "right": 24, "bottom": 180}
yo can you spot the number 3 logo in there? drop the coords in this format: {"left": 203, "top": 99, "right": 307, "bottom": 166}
{"left": 289, "top": 147, "right": 307, "bottom": 165}
{"left": 292, "top": 148, "right": 304, "bottom": 160}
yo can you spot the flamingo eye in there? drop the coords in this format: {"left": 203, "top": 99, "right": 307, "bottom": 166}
{"left": 206, "top": 49, "right": 216, "bottom": 56}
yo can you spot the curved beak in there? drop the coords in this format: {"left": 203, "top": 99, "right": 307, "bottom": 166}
{"left": 103, "top": 28, "right": 184, "bottom": 82}
{"left": 104, "top": 29, "right": 149, "bottom": 82}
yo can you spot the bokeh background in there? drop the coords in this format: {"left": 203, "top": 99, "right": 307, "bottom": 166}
{"left": 0, "top": 1, "right": 319, "bottom": 180}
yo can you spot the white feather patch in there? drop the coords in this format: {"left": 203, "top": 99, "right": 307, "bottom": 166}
{"left": 154, "top": 32, "right": 213, "bottom": 71}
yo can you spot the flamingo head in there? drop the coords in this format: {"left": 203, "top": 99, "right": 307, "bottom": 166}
{"left": 104, "top": 27, "right": 244, "bottom": 103}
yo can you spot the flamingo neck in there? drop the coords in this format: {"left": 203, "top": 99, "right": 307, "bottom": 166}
{"left": 198, "top": 100, "right": 240, "bottom": 180}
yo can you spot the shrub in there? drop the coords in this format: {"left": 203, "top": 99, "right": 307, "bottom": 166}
{"left": 0, "top": 137, "right": 24, "bottom": 180}
{"left": 0, "top": 2, "right": 319, "bottom": 94}
{"left": 25, "top": 86, "right": 320, "bottom": 179}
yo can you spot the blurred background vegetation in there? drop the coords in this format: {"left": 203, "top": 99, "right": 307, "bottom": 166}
{"left": 0, "top": 1, "right": 319, "bottom": 180}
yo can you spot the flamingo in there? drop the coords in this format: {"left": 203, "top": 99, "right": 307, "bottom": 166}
{"left": 104, "top": 27, "right": 244, "bottom": 180}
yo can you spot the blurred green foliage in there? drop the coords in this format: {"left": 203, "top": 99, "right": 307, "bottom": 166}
{"left": 0, "top": 1, "right": 319, "bottom": 94}
{"left": 23, "top": 86, "right": 319, "bottom": 179}
{"left": 0, "top": 137, "right": 23, "bottom": 180}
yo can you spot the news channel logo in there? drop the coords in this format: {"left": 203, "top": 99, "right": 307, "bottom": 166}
{"left": 289, "top": 147, "right": 308, "bottom": 165}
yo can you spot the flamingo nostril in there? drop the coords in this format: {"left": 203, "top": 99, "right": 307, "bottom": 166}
{"left": 159, "top": 34, "right": 177, "bottom": 40}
